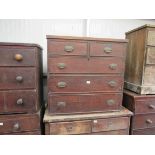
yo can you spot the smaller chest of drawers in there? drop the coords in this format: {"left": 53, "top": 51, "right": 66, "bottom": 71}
{"left": 123, "top": 89, "right": 155, "bottom": 135}
{"left": 47, "top": 35, "right": 128, "bottom": 114}
{"left": 44, "top": 107, "right": 132, "bottom": 135}
{"left": 0, "top": 42, "right": 43, "bottom": 114}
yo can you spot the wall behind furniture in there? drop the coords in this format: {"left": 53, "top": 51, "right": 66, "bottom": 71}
{"left": 0, "top": 19, "right": 155, "bottom": 74}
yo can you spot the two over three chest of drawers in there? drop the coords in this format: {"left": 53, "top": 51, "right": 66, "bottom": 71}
{"left": 47, "top": 36, "right": 128, "bottom": 114}
{"left": 123, "top": 89, "right": 155, "bottom": 135}
{"left": 0, "top": 42, "right": 43, "bottom": 135}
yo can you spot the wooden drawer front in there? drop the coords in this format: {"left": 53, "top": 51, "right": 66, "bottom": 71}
{"left": 90, "top": 42, "right": 126, "bottom": 57}
{"left": 143, "top": 66, "right": 155, "bottom": 85}
{"left": 0, "top": 92, "right": 4, "bottom": 111}
{"left": 88, "top": 129, "right": 129, "bottom": 135}
{"left": 48, "top": 57, "right": 124, "bottom": 74}
{"left": 132, "top": 114, "right": 155, "bottom": 130}
{"left": 47, "top": 120, "right": 91, "bottom": 135}
{"left": 47, "top": 40, "right": 88, "bottom": 56}
{"left": 0, "top": 46, "right": 36, "bottom": 66}
{"left": 48, "top": 75, "right": 123, "bottom": 93}
{"left": 0, "top": 90, "right": 37, "bottom": 114}
{"left": 5, "top": 130, "right": 41, "bottom": 135}
{"left": 92, "top": 117, "right": 130, "bottom": 132}
{"left": 0, "top": 68, "right": 36, "bottom": 90}
{"left": 48, "top": 93, "right": 122, "bottom": 114}
{"left": 132, "top": 128, "right": 155, "bottom": 135}
{"left": 147, "top": 31, "right": 155, "bottom": 46}
{"left": 135, "top": 98, "right": 155, "bottom": 114}
{"left": 0, "top": 114, "right": 40, "bottom": 134}
{"left": 146, "top": 47, "right": 155, "bottom": 64}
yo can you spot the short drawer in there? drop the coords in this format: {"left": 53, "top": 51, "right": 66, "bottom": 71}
{"left": 132, "top": 128, "right": 155, "bottom": 135}
{"left": 48, "top": 57, "right": 125, "bottom": 74}
{"left": 92, "top": 117, "right": 130, "bottom": 132}
{"left": 48, "top": 93, "right": 122, "bottom": 114}
{"left": 147, "top": 30, "right": 155, "bottom": 46}
{"left": 0, "top": 46, "right": 36, "bottom": 66}
{"left": 90, "top": 42, "right": 126, "bottom": 57}
{"left": 87, "top": 129, "right": 129, "bottom": 135}
{"left": 0, "top": 113, "right": 40, "bottom": 134}
{"left": 146, "top": 47, "right": 155, "bottom": 64}
{"left": 45, "top": 120, "right": 91, "bottom": 135}
{"left": 0, "top": 92, "right": 4, "bottom": 111}
{"left": 132, "top": 114, "right": 155, "bottom": 130}
{"left": 0, "top": 90, "right": 38, "bottom": 114}
{"left": 48, "top": 75, "right": 123, "bottom": 93}
{"left": 47, "top": 40, "right": 88, "bottom": 56}
{"left": 135, "top": 98, "right": 155, "bottom": 114}
{"left": 0, "top": 67, "right": 36, "bottom": 90}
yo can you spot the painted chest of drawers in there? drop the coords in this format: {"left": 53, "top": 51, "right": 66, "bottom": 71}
{"left": 125, "top": 25, "right": 155, "bottom": 94}
{"left": 47, "top": 35, "right": 128, "bottom": 114}
{"left": 123, "top": 89, "right": 155, "bottom": 135}
{"left": 44, "top": 107, "right": 132, "bottom": 135}
{"left": 0, "top": 42, "right": 43, "bottom": 135}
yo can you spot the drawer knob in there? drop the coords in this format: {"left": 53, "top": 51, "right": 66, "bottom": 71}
{"left": 93, "top": 120, "right": 98, "bottom": 124}
{"left": 64, "top": 45, "right": 74, "bottom": 52}
{"left": 104, "top": 47, "right": 112, "bottom": 53}
{"left": 57, "top": 82, "right": 67, "bottom": 88}
{"left": 16, "top": 76, "right": 23, "bottom": 82}
{"left": 57, "top": 63, "right": 66, "bottom": 69}
{"left": 16, "top": 98, "right": 24, "bottom": 105}
{"left": 57, "top": 101, "right": 66, "bottom": 107}
{"left": 66, "top": 125, "right": 73, "bottom": 132}
{"left": 109, "top": 64, "right": 117, "bottom": 70}
{"left": 148, "top": 104, "right": 155, "bottom": 109}
{"left": 13, "top": 122, "right": 20, "bottom": 131}
{"left": 106, "top": 99, "right": 115, "bottom": 106}
{"left": 14, "top": 54, "right": 23, "bottom": 61}
{"left": 146, "top": 119, "right": 153, "bottom": 124}
{"left": 108, "top": 81, "right": 117, "bottom": 87}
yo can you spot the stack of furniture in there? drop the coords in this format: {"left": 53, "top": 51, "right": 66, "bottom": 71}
{"left": 44, "top": 35, "right": 132, "bottom": 135}
{"left": 0, "top": 42, "right": 43, "bottom": 135}
{"left": 123, "top": 25, "right": 155, "bottom": 135}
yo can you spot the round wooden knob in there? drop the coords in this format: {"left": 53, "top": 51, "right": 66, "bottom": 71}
{"left": 146, "top": 119, "right": 153, "bottom": 124}
{"left": 16, "top": 98, "right": 23, "bottom": 105}
{"left": 14, "top": 54, "right": 23, "bottom": 61}
{"left": 16, "top": 76, "right": 23, "bottom": 82}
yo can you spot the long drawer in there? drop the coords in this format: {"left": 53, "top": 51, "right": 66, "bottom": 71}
{"left": 48, "top": 57, "right": 124, "bottom": 74}
{"left": 0, "top": 90, "right": 38, "bottom": 114}
{"left": 48, "top": 75, "right": 123, "bottom": 93}
{"left": 0, "top": 67, "right": 36, "bottom": 90}
{"left": 132, "top": 127, "right": 155, "bottom": 135}
{"left": 0, "top": 46, "right": 36, "bottom": 66}
{"left": 48, "top": 93, "right": 122, "bottom": 114}
{"left": 132, "top": 113, "right": 155, "bottom": 130}
{"left": 4, "top": 130, "right": 41, "bottom": 135}
{"left": 0, "top": 113, "right": 40, "bottom": 134}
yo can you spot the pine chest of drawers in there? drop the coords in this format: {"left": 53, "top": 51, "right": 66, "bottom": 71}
{"left": 47, "top": 35, "right": 128, "bottom": 114}
{"left": 123, "top": 89, "right": 155, "bottom": 135}
{"left": 0, "top": 42, "right": 43, "bottom": 135}
{"left": 44, "top": 107, "right": 132, "bottom": 135}
{"left": 125, "top": 25, "right": 155, "bottom": 94}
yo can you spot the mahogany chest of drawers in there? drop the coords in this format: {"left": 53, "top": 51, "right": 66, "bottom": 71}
{"left": 44, "top": 107, "right": 132, "bottom": 135}
{"left": 123, "top": 89, "right": 155, "bottom": 135}
{"left": 125, "top": 25, "right": 155, "bottom": 94}
{"left": 0, "top": 42, "right": 43, "bottom": 135}
{"left": 47, "top": 35, "right": 128, "bottom": 114}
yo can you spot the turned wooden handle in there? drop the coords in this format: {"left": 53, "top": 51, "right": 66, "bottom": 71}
{"left": 14, "top": 54, "right": 23, "bottom": 61}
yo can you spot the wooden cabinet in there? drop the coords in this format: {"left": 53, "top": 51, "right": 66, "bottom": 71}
{"left": 0, "top": 42, "right": 43, "bottom": 135}
{"left": 44, "top": 107, "right": 132, "bottom": 135}
{"left": 123, "top": 89, "right": 155, "bottom": 135}
{"left": 125, "top": 25, "right": 155, "bottom": 94}
{"left": 47, "top": 35, "right": 127, "bottom": 114}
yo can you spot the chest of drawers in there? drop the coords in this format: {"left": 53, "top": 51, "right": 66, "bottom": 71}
{"left": 0, "top": 42, "right": 42, "bottom": 114}
{"left": 47, "top": 35, "right": 128, "bottom": 114}
{"left": 125, "top": 25, "right": 155, "bottom": 94}
{"left": 0, "top": 42, "right": 43, "bottom": 135}
{"left": 44, "top": 107, "right": 132, "bottom": 135}
{"left": 123, "top": 89, "right": 155, "bottom": 135}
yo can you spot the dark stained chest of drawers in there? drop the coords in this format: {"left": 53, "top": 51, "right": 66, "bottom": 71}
{"left": 47, "top": 35, "right": 128, "bottom": 114}
{"left": 123, "top": 89, "right": 155, "bottom": 135}
{"left": 0, "top": 42, "right": 43, "bottom": 135}
{"left": 44, "top": 107, "right": 132, "bottom": 135}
